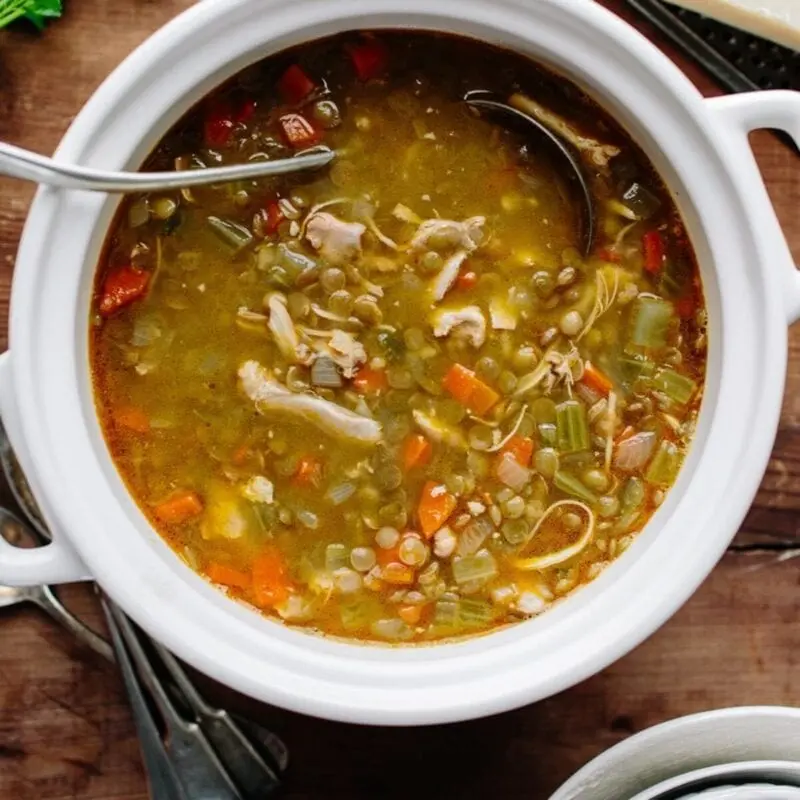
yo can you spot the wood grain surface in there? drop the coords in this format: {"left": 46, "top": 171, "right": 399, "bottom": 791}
{"left": 0, "top": 2, "right": 798, "bottom": 798}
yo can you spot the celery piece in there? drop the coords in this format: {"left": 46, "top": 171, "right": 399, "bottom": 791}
{"left": 619, "top": 355, "right": 656, "bottom": 385}
{"left": 459, "top": 600, "right": 495, "bottom": 627}
{"left": 645, "top": 440, "right": 683, "bottom": 486}
{"left": 206, "top": 216, "right": 253, "bottom": 251}
{"left": 452, "top": 551, "right": 498, "bottom": 585}
{"left": 556, "top": 399, "right": 589, "bottom": 454}
{"left": 340, "top": 601, "right": 369, "bottom": 631}
{"left": 653, "top": 368, "right": 696, "bottom": 406}
{"left": 538, "top": 422, "right": 557, "bottom": 448}
{"left": 554, "top": 471, "right": 598, "bottom": 504}
{"left": 325, "top": 543, "right": 349, "bottom": 572}
{"left": 622, "top": 476, "right": 646, "bottom": 509}
{"left": 627, "top": 296, "right": 673, "bottom": 351}
{"left": 434, "top": 599, "right": 459, "bottom": 626}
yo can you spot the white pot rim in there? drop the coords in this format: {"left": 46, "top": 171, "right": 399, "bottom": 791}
{"left": 2, "top": 0, "right": 799, "bottom": 725}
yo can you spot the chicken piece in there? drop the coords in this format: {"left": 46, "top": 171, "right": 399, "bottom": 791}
{"left": 430, "top": 250, "right": 468, "bottom": 303}
{"left": 305, "top": 212, "right": 365, "bottom": 265}
{"left": 241, "top": 476, "right": 275, "bottom": 505}
{"left": 239, "top": 360, "right": 382, "bottom": 443}
{"left": 412, "top": 409, "right": 467, "bottom": 449}
{"left": 509, "top": 93, "right": 620, "bottom": 168}
{"left": 430, "top": 305, "right": 487, "bottom": 348}
{"left": 328, "top": 329, "right": 367, "bottom": 378}
{"left": 489, "top": 293, "right": 518, "bottom": 330}
{"left": 409, "top": 216, "right": 485, "bottom": 253}
{"left": 265, "top": 293, "right": 311, "bottom": 364}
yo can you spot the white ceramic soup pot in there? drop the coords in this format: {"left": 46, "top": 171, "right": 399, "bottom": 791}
{"left": 0, "top": 0, "right": 798, "bottom": 726}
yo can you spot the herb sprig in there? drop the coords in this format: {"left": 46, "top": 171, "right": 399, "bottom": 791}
{"left": 0, "top": 0, "right": 62, "bottom": 31}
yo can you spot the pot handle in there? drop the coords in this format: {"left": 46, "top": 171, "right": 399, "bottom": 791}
{"left": 0, "top": 351, "right": 90, "bottom": 585}
{"left": 705, "top": 91, "right": 800, "bottom": 324}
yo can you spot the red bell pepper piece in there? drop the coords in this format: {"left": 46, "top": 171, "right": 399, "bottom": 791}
{"left": 99, "top": 266, "right": 150, "bottom": 317}
{"left": 348, "top": 39, "right": 388, "bottom": 81}
{"left": 278, "top": 65, "right": 316, "bottom": 105}
{"left": 262, "top": 200, "right": 284, "bottom": 235}
{"left": 642, "top": 230, "right": 665, "bottom": 275}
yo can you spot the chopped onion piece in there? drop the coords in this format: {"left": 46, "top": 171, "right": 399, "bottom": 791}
{"left": 614, "top": 431, "right": 657, "bottom": 471}
{"left": 495, "top": 452, "right": 531, "bottom": 492}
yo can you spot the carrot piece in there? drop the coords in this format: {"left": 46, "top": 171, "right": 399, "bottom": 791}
{"left": 206, "top": 562, "right": 251, "bottom": 590}
{"left": 278, "top": 64, "right": 316, "bottom": 105}
{"left": 352, "top": 366, "right": 388, "bottom": 395}
{"left": 456, "top": 270, "right": 478, "bottom": 291}
{"left": 376, "top": 544, "right": 401, "bottom": 568}
{"left": 348, "top": 38, "right": 388, "bottom": 81}
{"left": 278, "top": 113, "right": 321, "bottom": 148}
{"left": 418, "top": 480, "right": 457, "bottom": 538}
{"left": 597, "top": 246, "right": 621, "bottom": 263}
{"left": 252, "top": 547, "right": 290, "bottom": 607}
{"left": 499, "top": 435, "right": 534, "bottom": 468}
{"left": 262, "top": 200, "right": 285, "bottom": 234}
{"left": 154, "top": 491, "right": 203, "bottom": 524}
{"left": 616, "top": 425, "right": 636, "bottom": 443}
{"left": 675, "top": 289, "right": 698, "bottom": 319}
{"left": 99, "top": 266, "right": 150, "bottom": 317}
{"left": 402, "top": 434, "right": 431, "bottom": 472}
{"left": 581, "top": 362, "right": 614, "bottom": 396}
{"left": 380, "top": 562, "right": 415, "bottom": 586}
{"left": 293, "top": 455, "right": 323, "bottom": 488}
{"left": 442, "top": 364, "right": 500, "bottom": 416}
{"left": 231, "top": 443, "right": 251, "bottom": 466}
{"left": 398, "top": 604, "right": 423, "bottom": 625}
{"left": 115, "top": 406, "right": 150, "bottom": 434}
{"left": 642, "top": 230, "right": 665, "bottom": 275}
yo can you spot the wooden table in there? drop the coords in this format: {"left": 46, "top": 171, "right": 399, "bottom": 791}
{"left": 0, "top": 2, "right": 798, "bottom": 798}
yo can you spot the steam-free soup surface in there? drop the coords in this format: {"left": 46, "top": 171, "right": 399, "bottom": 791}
{"left": 91, "top": 32, "right": 706, "bottom": 643}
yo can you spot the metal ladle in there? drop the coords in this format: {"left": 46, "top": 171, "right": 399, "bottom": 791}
{"left": 0, "top": 141, "right": 334, "bottom": 193}
{"left": 464, "top": 90, "right": 595, "bottom": 255}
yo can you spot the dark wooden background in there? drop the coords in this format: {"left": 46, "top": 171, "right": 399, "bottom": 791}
{"left": 0, "top": 2, "right": 798, "bottom": 798}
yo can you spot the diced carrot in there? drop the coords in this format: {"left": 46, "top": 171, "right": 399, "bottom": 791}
{"left": 380, "top": 562, "right": 415, "bottom": 586}
{"left": 597, "top": 246, "right": 622, "bottom": 263}
{"left": 278, "top": 64, "right": 316, "bottom": 105}
{"left": 402, "top": 434, "right": 431, "bottom": 472}
{"left": 293, "top": 455, "right": 323, "bottom": 488}
{"left": 115, "top": 406, "right": 150, "bottom": 434}
{"left": 456, "top": 270, "right": 478, "bottom": 291}
{"left": 675, "top": 289, "right": 698, "bottom": 319}
{"left": 352, "top": 366, "right": 388, "bottom": 395}
{"left": 251, "top": 547, "right": 290, "bottom": 607}
{"left": 231, "top": 443, "right": 251, "bottom": 466}
{"left": 418, "top": 480, "right": 457, "bottom": 538}
{"left": 348, "top": 38, "right": 388, "bottom": 81}
{"left": 278, "top": 113, "right": 321, "bottom": 148}
{"left": 581, "top": 362, "right": 614, "bottom": 396}
{"left": 616, "top": 425, "right": 636, "bottom": 443}
{"left": 206, "top": 562, "right": 251, "bottom": 590}
{"left": 642, "top": 230, "right": 665, "bottom": 275}
{"left": 154, "top": 491, "right": 203, "bottom": 525}
{"left": 99, "top": 266, "right": 150, "bottom": 317}
{"left": 499, "top": 435, "right": 534, "bottom": 468}
{"left": 442, "top": 364, "right": 500, "bottom": 416}
{"left": 398, "top": 604, "right": 423, "bottom": 625}
{"left": 376, "top": 544, "right": 401, "bottom": 568}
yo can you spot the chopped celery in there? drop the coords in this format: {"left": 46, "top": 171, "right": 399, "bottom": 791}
{"left": 538, "top": 422, "right": 557, "bottom": 448}
{"left": 434, "top": 598, "right": 459, "bottom": 626}
{"left": 206, "top": 216, "right": 253, "bottom": 251}
{"left": 325, "top": 543, "right": 349, "bottom": 572}
{"left": 556, "top": 399, "right": 589, "bottom": 454}
{"left": 627, "top": 296, "right": 673, "bottom": 351}
{"left": 452, "top": 551, "right": 498, "bottom": 585}
{"left": 459, "top": 599, "right": 496, "bottom": 627}
{"left": 340, "top": 601, "right": 370, "bottom": 631}
{"left": 653, "top": 368, "right": 697, "bottom": 406}
{"left": 622, "top": 476, "right": 646, "bottom": 509}
{"left": 554, "top": 471, "right": 598, "bottom": 504}
{"left": 646, "top": 440, "right": 683, "bottom": 486}
{"left": 619, "top": 355, "right": 656, "bottom": 385}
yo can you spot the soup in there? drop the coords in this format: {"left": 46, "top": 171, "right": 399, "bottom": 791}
{"left": 90, "top": 32, "right": 706, "bottom": 643}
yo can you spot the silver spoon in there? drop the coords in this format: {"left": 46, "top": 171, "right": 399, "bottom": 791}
{"left": 464, "top": 90, "right": 595, "bottom": 255}
{"left": 0, "top": 141, "right": 334, "bottom": 193}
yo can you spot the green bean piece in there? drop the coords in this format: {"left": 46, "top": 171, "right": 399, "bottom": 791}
{"left": 206, "top": 216, "right": 254, "bottom": 251}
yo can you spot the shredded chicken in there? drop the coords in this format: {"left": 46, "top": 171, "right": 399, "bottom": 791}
{"left": 409, "top": 216, "right": 485, "bottom": 253}
{"left": 305, "top": 212, "right": 365, "bottom": 265}
{"left": 489, "top": 294, "right": 518, "bottom": 330}
{"left": 239, "top": 360, "right": 381, "bottom": 443}
{"left": 412, "top": 409, "right": 467, "bottom": 449}
{"left": 242, "top": 476, "right": 275, "bottom": 505}
{"left": 430, "top": 305, "right": 487, "bottom": 348}
{"left": 509, "top": 92, "right": 621, "bottom": 168}
{"left": 514, "top": 345, "right": 584, "bottom": 397}
{"left": 265, "top": 293, "right": 312, "bottom": 364}
{"left": 327, "top": 329, "right": 367, "bottom": 378}
{"left": 430, "top": 249, "right": 468, "bottom": 303}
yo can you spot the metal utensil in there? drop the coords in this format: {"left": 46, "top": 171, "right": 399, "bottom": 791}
{"left": 0, "top": 140, "right": 335, "bottom": 193}
{"left": 464, "top": 89, "right": 595, "bottom": 255}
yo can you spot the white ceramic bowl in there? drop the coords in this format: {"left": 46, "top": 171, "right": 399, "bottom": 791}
{"left": 0, "top": 0, "right": 798, "bottom": 725}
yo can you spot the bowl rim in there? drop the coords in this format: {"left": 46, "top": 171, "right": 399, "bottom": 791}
{"left": 4, "top": 0, "right": 792, "bottom": 724}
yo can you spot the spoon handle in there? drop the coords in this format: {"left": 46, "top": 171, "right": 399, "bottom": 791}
{"left": 0, "top": 140, "right": 334, "bottom": 193}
